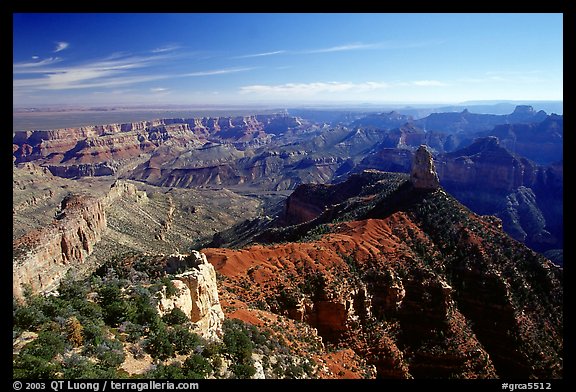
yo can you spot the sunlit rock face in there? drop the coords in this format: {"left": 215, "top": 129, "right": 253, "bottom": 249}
{"left": 410, "top": 145, "right": 440, "bottom": 190}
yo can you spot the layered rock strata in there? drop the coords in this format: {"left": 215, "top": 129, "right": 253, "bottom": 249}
{"left": 155, "top": 251, "right": 225, "bottom": 341}
{"left": 12, "top": 181, "right": 146, "bottom": 301}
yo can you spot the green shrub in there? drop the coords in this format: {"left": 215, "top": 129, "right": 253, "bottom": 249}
{"left": 144, "top": 363, "right": 187, "bottom": 379}
{"left": 13, "top": 302, "right": 48, "bottom": 331}
{"left": 145, "top": 323, "right": 174, "bottom": 360}
{"left": 61, "top": 354, "right": 102, "bottom": 379}
{"left": 168, "top": 326, "right": 201, "bottom": 355}
{"left": 97, "top": 282, "right": 136, "bottom": 327}
{"left": 13, "top": 353, "right": 61, "bottom": 379}
{"left": 201, "top": 341, "right": 224, "bottom": 359}
{"left": 120, "top": 321, "right": 144, "bottom": 343}
{"left": 162, "top": 308, "right": 189, "bottom": 326}
{"left": 13, "top": 330, "right": 68, "bottom": 378}
{"left": 95, "top": 338, "right": 125, "bottom": 368}
{"left": 222, "top": 319, "right": 253, "bottom": 362}
{"left": 161, "top": 277, "right": 179, "bottom": 298}
{"left": 19, "top": 330, "right": 67, "bottom": 360}
{"left": 230, "top": 362, "right": 256, "bottom": 379}
{"left": 128, "top": 286, "right": 160, "bottom": 327}
{"left": 183, "top": 354, "right": 212, "bottom": 378}
{"left": 80, "top": 319, "right": 105, "bottom": 348}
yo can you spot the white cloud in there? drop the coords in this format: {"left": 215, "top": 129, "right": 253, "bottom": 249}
{"left": 13, "top": 50, "right": 256, "bottom": 93}
{"left": 458, "top": 71, "right": 546, "bottom": 85}
{"left": 151, "top": 44, "right": 180, "bottom": 53}
{"left": 13, "top": 53, "right": 172, "bottom": 91}
{"left": 13, "top": 57, "right": 62, "bottom": 69}
{"left": 234, "top": 50, "right": 286, "bottom": 59}
{"left": 410, "top": 80, "right": 446, "bottom": 87}
{"left": 54, "top": 41, "right": 69, "bottom": 52}
{"left": 304, "top": 43, "right": 381, "bottom": 54}
{"left": 240, "top": 81, "right": 390, "bottom": 95}
{"left": 150, "top": 87, "right": 168, "bottom": 92}
{"left": 240, "top": 80, "right": 447, "bottom": 97}
{"left": 183, "top": 67, "right": 255, "bottom": 77}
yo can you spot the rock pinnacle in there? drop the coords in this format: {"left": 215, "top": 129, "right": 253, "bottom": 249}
{"left": 411, "top": 145, "right": 440, "bottom": 190}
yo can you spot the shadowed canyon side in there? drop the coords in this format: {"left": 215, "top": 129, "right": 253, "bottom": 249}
{"left": 12, "top": 12, "right": 563, "bottom": 381}
{"left": 12, "top": 107, "right": 563, "bottom": 260}
{"left": 202, "top": 152, "right": 562, "bottom": 379}
{"left": 12, "top": 108, "right": 563, "bottom": 379}
{"left": 12, "top": 164, "right": 264, "bottom": 301}
{"left": 12, "top": 181, "right": 147, "bottom": 301}
{"left": 13, "top": 193, "right": 106, "bottom": 300}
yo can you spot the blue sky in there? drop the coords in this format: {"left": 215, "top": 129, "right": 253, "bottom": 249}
{"left": 13, "top": 13, "right": 563, "bottom": 106}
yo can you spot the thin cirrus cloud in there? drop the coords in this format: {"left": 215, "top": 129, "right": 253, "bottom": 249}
{"left": 301, "top": 40, "right": 444, "bottom": 54}
{"left": 54, "top": 41, "right": 69, "bottom": 52}
{"left": 14, "top": 52, "right": 256, "bottom": 92}
{"left": 302, "top": 42, "right": 383, "bottom": 54}
{"left": 13, "top": 53, "right": 169, "bottom": 90}
{"left": 151, "top": 44, "right": 181, "bottom": 53}
{"left": 234, "top": 43, "right": 380, "bottom": 58}
{"left": 13, "top": 57, "right": 62, "bottom": 68}
{"left": 183, "top": 67, "right": 256, "bottom": 77}
{"left": 233, "top": 40, "right": 442, "bottom": 59}
{"left": 458, "top": 71, "right": 546, "bottom": 84}
{"left": 233, "top": 50, "right": 287, "bottom": 59}
{"left": 240, "top": 80, "right": 445, "bottom": 95}
{"left": 240, "top": 82, "right": 390, "bottom": 95}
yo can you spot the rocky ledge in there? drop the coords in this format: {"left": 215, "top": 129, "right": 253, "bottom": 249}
{"left": 13, "top": 181, "right": 146, "bottom": 301}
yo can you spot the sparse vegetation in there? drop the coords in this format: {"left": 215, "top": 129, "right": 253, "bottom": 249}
{"left": 13, "top": 161, "right": 562, "bottom": 379}
{"left": 13, "top": 257, "right": 320, "bottom": 379}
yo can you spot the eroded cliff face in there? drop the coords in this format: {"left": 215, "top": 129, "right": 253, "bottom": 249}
{"left": 436, "top": 137, "right": 531, "bottom": 193}
{"left": 353, "top": 138, "right": 562, "bottom": 257}
{"left": 203, "top": 170, "right": 562, "bottom": 379}
{"left": 433, "top": 137, "right": 562, "bottom": 254}
{"left": 12, "top": 115, "right": 302, "bottom": 169}
{"left": 13, "top": 194, "right": 106, "bottom": 301}
{"left": 155, "top": 252, "right": 224, "bottom": 341}
{"left": 202, "top": 214, "right": 503, "bottom": 378}
{"left": 12, "top": 181, "right": 147, "bottom": 301}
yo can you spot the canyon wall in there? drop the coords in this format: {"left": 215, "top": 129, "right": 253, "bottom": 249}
{"left": 12, "top": 181, "right": 146, "bottom": 301}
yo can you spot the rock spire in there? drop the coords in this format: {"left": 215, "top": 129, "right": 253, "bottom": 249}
{"left": 410, "top": 145, "right": 440, "bottom": 190}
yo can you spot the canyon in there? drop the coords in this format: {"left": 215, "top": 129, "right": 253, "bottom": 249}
{"left": 13, "top": 109, "right": 562, "bottom": 262}
{"left": 12, "top": 107, "right": 563, "bottom": 379}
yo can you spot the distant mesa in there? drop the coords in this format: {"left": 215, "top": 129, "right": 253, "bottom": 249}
{"left": 512, "top": 105, "right": 535, "bottom": 115}
{"left": 410, "top": 145, "right": 440, "bottom": 190}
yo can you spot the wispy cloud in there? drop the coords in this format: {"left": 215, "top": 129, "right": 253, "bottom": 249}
{"left": 183, "top": 67, "right": 256, "bottom": 77}
{"left": 458, "top": 71, "right": 545, "bottom": 84}
{"left": 240, "top": 81, "right": 391, "bottom": 95}
{"left": 304, "top": 43, "right": 382, "bottom": 54}
{"left": 152, "top": 44, "right": 180, "bottom": 53}
{"left": 13, "top": 50, "right": 256, "bottom": 93}
{"left": 54, "top": 41, "right": 69, "bottom": 52}
{"left": 13, "top": 53, "right": 168, "bottom": 90}
{"left": 13, "top": 57, "right": 62, "bottom": 69}
{"left": 150, "top": 87, "right": 170, "bottom": 95}
{"left": 233, "top": 40, "right": 441, "bottom": 60}
{"left": 233, "top": 50, "right": 286, "bottom": 59}
{"left": 240, "top": 80, "right": 447, "bottom": 96}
